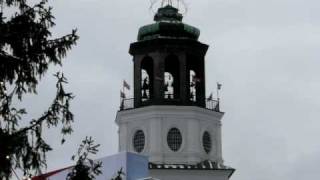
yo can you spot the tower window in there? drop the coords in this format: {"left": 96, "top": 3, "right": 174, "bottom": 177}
{"left": 141, "top": 56, "right": 154, "bottom": 102}
{"left": 167, "top": 128, "right": 182, "bottom": 152}
{"left": 133, "top": 130, "right": 145, "bottom": 153}
{"left": 202, "top": 131, "right": 212, "bottom": 154}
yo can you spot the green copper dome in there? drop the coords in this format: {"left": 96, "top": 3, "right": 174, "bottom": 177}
{"left": 137, "top": 5, "right": 200, "bottom": 41}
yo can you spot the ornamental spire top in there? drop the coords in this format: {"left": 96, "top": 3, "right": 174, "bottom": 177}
{"left": 161, "top": 0, "right": 184, "bottom": 9}
{"left": 150, "top": 0, "right": 187, "bottom": 14}
{"left": 161, "top": 0, "right": 174, "bottom": 6}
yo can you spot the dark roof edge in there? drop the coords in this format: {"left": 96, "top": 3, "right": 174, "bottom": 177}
{"left": 149, "top": 166, "right": 236, "bottom": 178}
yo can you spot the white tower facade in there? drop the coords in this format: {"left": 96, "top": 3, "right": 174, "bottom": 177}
{"left": 116, "top": 106, "right": 223, "bottom": 164}
{"left": 116, "top": 4, "right": 234, "bottom": 180}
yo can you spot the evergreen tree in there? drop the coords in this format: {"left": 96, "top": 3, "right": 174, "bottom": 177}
{"left": 67, "top": 137, "right": 102, "bottom": 180}
{"left": 0, "top": 0, "right": 78, "bottom": 179}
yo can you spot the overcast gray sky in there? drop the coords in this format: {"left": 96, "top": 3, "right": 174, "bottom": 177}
{"left": 18, "top": 0, "right": 320, "bottom": 179}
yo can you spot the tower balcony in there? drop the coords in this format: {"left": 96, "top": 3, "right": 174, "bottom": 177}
{"left": 120, "top": 97, "right": 220, "bottom": 112}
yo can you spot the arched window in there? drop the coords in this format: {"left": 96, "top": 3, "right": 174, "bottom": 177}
{"left": 187, "top": 54, "right": 203, "bottom": 104}
{"left": 141, "top": 57, "right": 154, "bottom": 102}
{"left": 164, "top": 55, "right": 180, "bottom": 99}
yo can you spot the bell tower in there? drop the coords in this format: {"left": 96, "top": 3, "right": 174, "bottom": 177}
{"left": 131, "top": 5, "right": 207, "bottom": 108}
{"left": 116, "top": 3, "right": 235, "bottom": 180}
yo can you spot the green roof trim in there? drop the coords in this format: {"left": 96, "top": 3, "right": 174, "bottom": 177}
{"left": 138, "top": 23, "right": 160, "bottom": 40}
{"left": 184, "top": 24, "right": 200, "bottom": 37}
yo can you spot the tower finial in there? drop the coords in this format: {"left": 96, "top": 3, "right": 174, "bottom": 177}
{"left": 150, "top": 0, "right": 188, "bottom": 16}
{"left": 161, "top": 0, "right": 184, "bottom": 8}
{"left": 161, "top": 0, "right": 173, "bottom": 7}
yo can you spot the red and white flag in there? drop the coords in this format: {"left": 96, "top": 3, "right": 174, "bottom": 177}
{"left": 123, "top": 80, "right": 130, "bottom": 90}
{"left": 217, "top": 82, "right": 222, "bottom": 90}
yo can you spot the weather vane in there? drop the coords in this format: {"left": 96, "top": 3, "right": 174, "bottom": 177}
{"left": 149, "top": 0, "right": 188, "bottom": 14}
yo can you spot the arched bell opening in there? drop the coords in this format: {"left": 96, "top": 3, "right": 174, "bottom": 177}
{"left": 189, "top": 70, "right": 198, "bottom": 102}
{"left": 164, "top": 55, "right": 180, "bottom": 100}
{"left": 141, "top": 56, "right": 154, "bottom": 102}
{"left": 187, "top": 55, "right": 205, "bottom": 106}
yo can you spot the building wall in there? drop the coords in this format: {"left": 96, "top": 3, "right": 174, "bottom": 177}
{"left": 116, "top": 106, "right": 224, "bottom": 165}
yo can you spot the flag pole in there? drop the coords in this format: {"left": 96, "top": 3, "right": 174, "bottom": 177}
{"left": 122, "top": 79, "right": 125, "bottom": 98}
{"left": 120, "top": 80, "right": 124, "bottom": 110}
{"left": 120, "top": 89, "right": 122, "bottom": 110}
{"left": 217, "top": 83, "right": 220, "bottom": 102}
{"left": 216, "top": 82, "right": 222, "bottom": 112}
